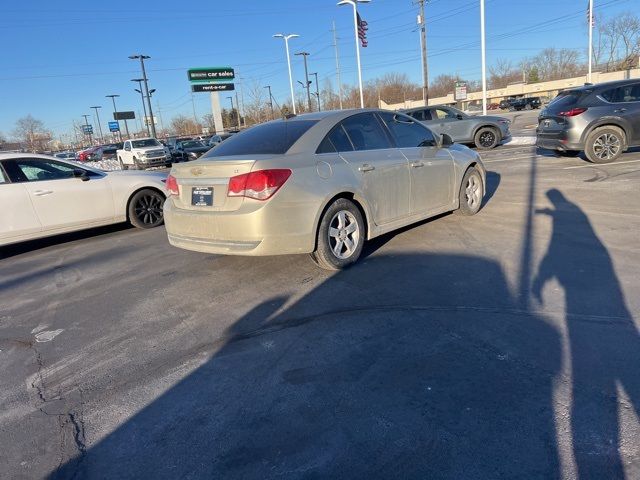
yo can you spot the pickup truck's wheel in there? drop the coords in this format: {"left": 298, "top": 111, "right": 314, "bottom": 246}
{"left": 585, "top": 126, "right": 625, "bottom": 164}
{"left": 128, "top": 189, "right": 165, "bottom": 229}
{"left": 132, "top": 157, "right": 143, "bottom": 170}
{"left": 474, "top": 127, "right": 499, "bottom": 149}
{"left": 119, "top": 157, "right": 128, "bottom": 170}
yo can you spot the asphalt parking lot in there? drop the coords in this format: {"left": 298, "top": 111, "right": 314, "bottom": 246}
{"left": 1, "top": 143, "right": 639, "bottom": 479}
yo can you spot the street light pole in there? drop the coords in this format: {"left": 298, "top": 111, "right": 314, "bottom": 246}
{"left": 131, "top": 79, "right": 150, "bottom": 136}
{"left": 81, "top": 114, "right": 93, "bottom": 145}
{"left": 311, "top": 72, "right": 321, "bottom": 111}
{"left": 273, "top": 33, "right": 300, "bottom": 114}
{"left": 265, "top": 85, "right": 275, "bottom": 119}
{"left": 106, "top": 95, "right": 123, "bottom": 141}
{"left": 90, "top": 106, "right": 103, "bottom": 143}
{"left": 295, "top": 52, "right": 312, "bottom": 111}
{"left": 129, "top": 54, "right": 157, "bottom": 138}
{"left": 337, "top": 0, "right": 370, "bottom": 109}
{"left": 480, "top": 0, "right": 487, "bottom": 115}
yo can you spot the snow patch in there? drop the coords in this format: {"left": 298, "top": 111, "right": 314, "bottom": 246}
{"left": 34, "top": 329, "right": 64, "bottom": 343}
{"left": 502, "top": 136, "right": 536, "bottom": 146}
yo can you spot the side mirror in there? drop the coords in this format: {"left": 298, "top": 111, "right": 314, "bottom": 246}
{"left": 73, "top": 169, "right": 90, "bottom": 181}
{"left": 441, "top": 134, "right": 454, "bottom": 147}
{"left": 456, "top": 113, "right": 464, "bottom": 120}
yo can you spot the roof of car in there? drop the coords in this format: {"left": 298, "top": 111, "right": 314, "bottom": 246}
{"left": 569, "top": 78, "right": 639, "bottom": 92}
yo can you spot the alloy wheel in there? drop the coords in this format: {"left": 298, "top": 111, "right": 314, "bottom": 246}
{"left": 465, "top": 175, "right": 481, "bottom": 209}
{"left": 134, "top": 192, "right": 164, "bottom": 226}
{"left": 479, "top": 131, "right": 496, "bottom": 148}
{"left": 593, "top": 133, "right": 621, "bottom": 161}
{"left": 328, "top": 210, "right": 360, "bottom": 260}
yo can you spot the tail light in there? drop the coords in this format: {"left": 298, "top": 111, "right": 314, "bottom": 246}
{"left": 166, "top": 174, "right": 179, "bottom": 196}
{"left": 78, "top": 152, "right": 87, "bottom": 161}
{"left": 228, "top": 169, "right": 292, "bottom": 201}
{"left": 559, "top": 107, "right": 587, "bottom": 117}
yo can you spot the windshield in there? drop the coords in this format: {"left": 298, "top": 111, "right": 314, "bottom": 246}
{"left": 180, "top": 141, "right": 205, "bottom": 148}
{"left": 203, "top": 120, "right": 318, "bottom": 157}
{"left": 131, "top": 139, "right": 161, "bottom": 148}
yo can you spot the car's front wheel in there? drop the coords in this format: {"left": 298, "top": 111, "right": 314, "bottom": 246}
{"left": 474, "top": 127, "right": 499, "bottom": 149}
{"left": 312, "top": 198, "right": 365, "bottom": 270}
{"left": 456, "top": 167, "right": 484, "bottom": 216}
{"left": 128, "top": 189, "right": 165, "bottom": 229}
{"left": 585, "top": 126, "right": 625, "bottom": 164}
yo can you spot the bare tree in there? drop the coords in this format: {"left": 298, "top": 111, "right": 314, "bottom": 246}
{"left": 0, "top": 131, "right": 6, "bottom": 144}
{"left": 12, "top": 115, "right": 51, "bottom": 152}
{"left": 489, "top": 58, "right": 521, "bottom": 88}
{"left": 170, "top": 115, "right": 201, "bottom": 136}
{"left": 528, "top": 48, "right": 581, "bottom": 81}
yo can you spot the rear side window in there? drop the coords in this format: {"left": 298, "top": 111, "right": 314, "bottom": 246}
{"left": 204, "top": 120, "right": 317, "bottom": 157}
{"left": 601, "top": 84, "right": 640, "bottom": 103}
{"left": 317, "top": 124, "right": 354, "bottom": 153}
{"left": 341, "top": 113, "right": 392, "bottom": 151}
{"left": 0, "top": 164, "right": 7, "bottom": 184}
{"left": 547, "top": 91, "right": 582, "bottom": 112}
{"left": 378, "top": 112, "right": 437, "bottom": 148}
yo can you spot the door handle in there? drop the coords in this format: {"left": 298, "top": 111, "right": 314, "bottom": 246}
{"left": 410, "top": 161, "right": 425, "bottom": 168}
{"left": 614, "top": 108, "right": 626, "bottom": 113}
{"left": 33, "top": 190, "right": 53, "bottom": 196}
{"left": 359, "top": 164, "right": 375, "bottom": 172}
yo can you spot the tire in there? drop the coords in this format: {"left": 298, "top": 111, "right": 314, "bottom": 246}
{"left": 132, "top": 157, "right": 144, "bottom": 170}
{"left": 128, "top": 189, "right": 165, "bottom": 229}
{"left": 558, "top": 150, "right": 581, "bottom": 157}
{"left": 474, "top": 127, "right": 499, "bottom": 150}
{"left": 584, "top": 126, "right": 625, "bottom": 164}
{"left": 119, "top": 157, "right": 129, "bottom": 170}
{"left": 525, "top": 103, "right": 532, "bottom": 110}
{"left": 312, "top": 198, "right": 365, "bottom": 270}
{"left": 456, "top": 167, "right": 484, "bottom": 216}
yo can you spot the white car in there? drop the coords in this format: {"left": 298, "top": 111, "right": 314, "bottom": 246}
{"left": 117, "top": 138, "right": 170, "bottom": 170}
{"left": 0, "top": 153, "right": 167, "bottom": 247}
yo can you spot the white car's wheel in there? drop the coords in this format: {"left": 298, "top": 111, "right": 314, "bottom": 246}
{"left": 128, "top": 189, "right": 165, "bottom": 229}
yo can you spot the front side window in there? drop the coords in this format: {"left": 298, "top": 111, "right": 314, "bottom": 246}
{"left": 378, "top": 112, "right": 437, "bottom": 148}
{"left": 204, "top": 120, "right": 317, "bottom": 157}
{"left": 408, "top": 110, "right": 428, "bottom": 121}
{"left": 601, "top": 84, "right": 640, "bottom": 103}
{"left": 14, "top": 159, "right": 76, "bottom": 182}
{"left": 341, "top": 113, "right": 392, "bottom": 151}
{"left": 0, "top": 164, "right": 8, "bottom": 184}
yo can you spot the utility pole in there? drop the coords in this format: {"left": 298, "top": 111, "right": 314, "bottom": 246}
{"left": 106, "top": 94, "right": 123, "bottom": 142}
{"left": 311, "top": 72, "right": 321, "bottom": 111}
{"left": 131, "top": 79, "right": 150, "bottom": 136}
{"left": 295, "top": 52, "right": 312, "bottom": 111}
{"left": 332, "top": 21, "right": 343, "bottom": 109}
{"left": 416, "top": 0, "right": 429, "bottom": 105}
{"left": 227, "top": 96, "right": 237, "bottom": 129}
{"left": 265, "top": 85, "right": 275, "bottom": 119}
{"left": 81, "top": 114, "right": 93, "bottom": 145}
{"left": 129, "top": 54, "right": 157, "bottom": 138}
{"left": 156, "top": 99, "right": 165, "bottom": 137}
{"left": 191, "top": 91, "right": 198, "bottom": 124}
{"left": 90, "top": 106, "right": 103, "bottom": 143}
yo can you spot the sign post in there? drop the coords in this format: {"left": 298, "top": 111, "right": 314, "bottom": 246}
{"left": 454, "top": 81, "right": 468, "bottom": 102}
{"left": 188, "top": 66, "right": 236, "bottom": 133}
{"left": 108, "top": 121, "right": 120, "bottom": 132}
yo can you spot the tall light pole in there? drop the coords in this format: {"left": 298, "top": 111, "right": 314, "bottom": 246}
{"left": 90, "top": 106, "right": 103, "bottom": 143}
{"left": 480, "top": 0, "right": 487, "bottom": 115}
{"left": 81, "top": 114, "right": 93, "bottom": 145}
{"left": 338, "top": 0, "right": 370, "bottom": 109}
{"left": 273, "top": 33, "right": 299, "bottom": 114}
{"left": 588, "top": 0, "right": 593, "bottom": 82}
{"left": 295, "top": 52, "right": 312, "bottom": 111}
{"left": 131, "top": 78, "right": 150, "bottom": 136}
{"left": 227, "top": 96, "right": 237, "bottom": 129}
{"left": 311, "top": 72, "right": 321, "bottom": 111}
{"left": 265, "top": 85, "right": 275, "bottom": 119}
{"left": 332, "top": 21, "right": 344, "bottom": 109}
{"left": 129, "top": 54, "right": 157, "bottom": 138}
{"left": 105, "top": 94, "right": 124, "bottom": 141}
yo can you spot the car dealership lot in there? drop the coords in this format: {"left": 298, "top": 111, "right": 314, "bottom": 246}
{"left": 1, "top": 146, "right": 639, "bottom": 479}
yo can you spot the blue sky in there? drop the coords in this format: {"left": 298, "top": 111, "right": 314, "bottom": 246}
{"left": 0, "top": 0, "right": 633, "bottom": 139}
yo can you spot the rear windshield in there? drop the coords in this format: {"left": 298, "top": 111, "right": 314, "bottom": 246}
{"left": 203, "top": 120, "right": 318, "bottom": 157}
{"left": 546, "top": 91, "right": 582, "bottom": 112}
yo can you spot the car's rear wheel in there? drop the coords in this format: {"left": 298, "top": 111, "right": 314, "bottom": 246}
{"left": 128, "top": 189, "right": 165, "bottom": 229}
{"left": 474, "top": 127, "right": 499, "bottom": 149}
{"left": 312, "top": 198, "right": 364, "bottom": 270}
{"left": 456, "top": 167, "right": 484, "bottom": 216}
{"left": 585, "top": 126, "right": 625, "bottom": 164}
{"left": 119, "top": 157, "right": 129, "bottom": 170}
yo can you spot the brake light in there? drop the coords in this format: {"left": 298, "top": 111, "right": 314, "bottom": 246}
{"left": 559, "top": 107, "right": 587, "bottom": 117}
{"left": 228, "top": 169, "right": 292, "bottom": 200}
{"left": 166, "top": 174, "right": 179, "bottom": 196}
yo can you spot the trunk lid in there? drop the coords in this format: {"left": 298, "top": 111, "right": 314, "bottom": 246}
{"left": 170, "top": 155, "right": 272, "bottom": 211}
{"left": 537, "top": 90, "right": 587, "bottom": 131}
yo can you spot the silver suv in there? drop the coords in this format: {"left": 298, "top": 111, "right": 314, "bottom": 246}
{"left": 536, "top": 79, "right": 640, "bottom": 163}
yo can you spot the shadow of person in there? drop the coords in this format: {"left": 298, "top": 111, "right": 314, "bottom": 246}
{"left": 51, "top": 253, "right": 562, "bottom": 479}
{"left": 532, "top": 188, "right": 640, "bottom": 479}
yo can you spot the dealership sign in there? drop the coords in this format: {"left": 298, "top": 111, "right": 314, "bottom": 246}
{"left": 188, "top": 67, "right": 235, "bottom": 82}
{"left": 454, "top": 81, "right": 467, "bottom": 101}
{"left": 191, "top": 83, "right": 235, "bottom": 92}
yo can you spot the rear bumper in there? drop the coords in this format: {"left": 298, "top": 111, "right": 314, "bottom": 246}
{"left": 535, "top": 133, "right": 583, "bottom": 151}
{"left": 163, "top": 198, "right": 316, "bottom": 256}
